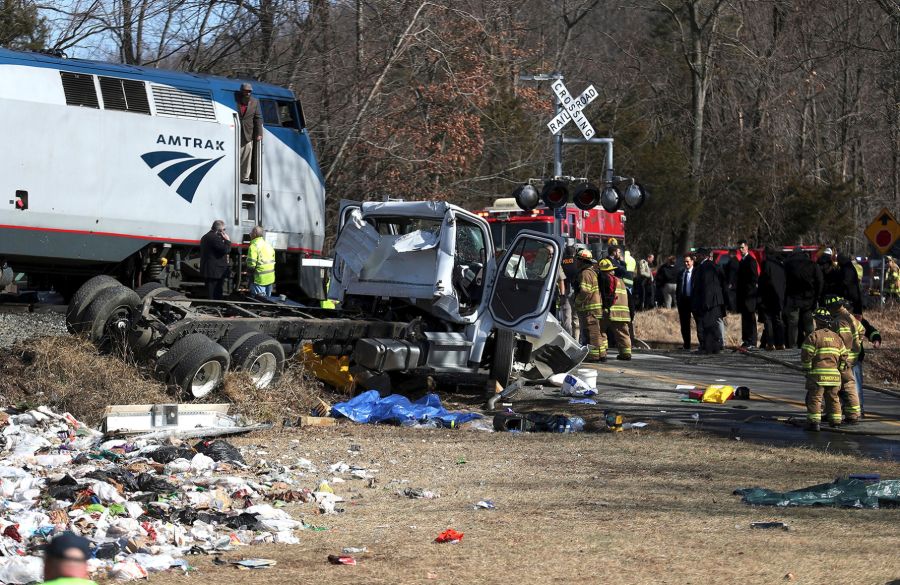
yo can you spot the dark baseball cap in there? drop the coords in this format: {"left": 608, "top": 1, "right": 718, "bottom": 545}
{"left": 45, "top": 532, "right": 91, "bottom": 561}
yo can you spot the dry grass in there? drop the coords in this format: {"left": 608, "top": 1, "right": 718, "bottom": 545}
{"left": 144, "top": 425, "right": 900, "bottom": 585}
{"left": 634, "top": 308, "right": 750, "bottom": 347}
{"left": 0, "top": 336, "right": 328, "bottom": 426}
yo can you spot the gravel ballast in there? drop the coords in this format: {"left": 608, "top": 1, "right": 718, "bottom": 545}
{"left": 0, "top": 311, "right": 68, "bottom": 348}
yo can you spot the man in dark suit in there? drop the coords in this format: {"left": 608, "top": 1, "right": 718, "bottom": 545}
{"left": 736, "top": 240, "right": 759, "bottom": 348}
{"left": 200, "top": 220, "right": 231, "bottom": 300}
{"left": 758, "top": 248, "right": 787, "bottom": 349}
{"left": 237, "top": 83, "right": 263, "bottom": 183}
{"left": 675, "top": 253, "right": 696, "bottom": 350}
{"left": 692, "top": 248, "right": 727, "bottom": 354}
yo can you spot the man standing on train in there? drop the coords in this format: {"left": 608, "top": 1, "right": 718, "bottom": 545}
{"left": 237, "top": 83, "right": 262, "bottom": 183}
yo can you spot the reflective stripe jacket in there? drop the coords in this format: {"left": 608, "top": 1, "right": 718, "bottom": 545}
{"left": 247, "top": 237, "right": 276, "bottom": 286}
{"left": 623, "top": 252, "right": 636, "bottom": 288}
{"left": 609, "top": 276, "right": 631, "bottom": 322}
{"left": 887, "top": 264, "right": 900, "bottom": 294}
{"left": 833, "top": 308, "right": 864, "bottom": 364}
{"left": 575, "top": 265, "right": 602, "bottom": 316}
{"left": 801, "top": 329, "right": 847, "bottom": 386}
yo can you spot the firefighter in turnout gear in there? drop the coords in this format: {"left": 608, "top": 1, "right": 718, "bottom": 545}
{"left": 598, "top": 258, "right": 632, "bottom": 361}
{"left": 886, "top": 256, "right": 900, "bottom": 301}
{"left": 574, "top": 249, "right": 606, "bottom": 362}
{"left": 246, "top": 225, "right": 276, "bottom": 298}
{"left": 801, "top": 308, "right": 849, "bottom": 431}
{"left": 823, "top": 295, "right": 863, "bottom": 423}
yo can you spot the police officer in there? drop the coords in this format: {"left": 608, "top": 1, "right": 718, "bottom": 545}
{"left": 246, "top": 225, "right": 276, "bottom": 298}
{"left": 598, "top": 258, "right": 632, "bottom": 360}
{"left": 559, "top": 244, "right": 580, "bottom": 337}
{"left": 574, "top": 249, "right": 605, "bottom": 362}
{"left": 801, "top": 308, "right": 849, "bottom": 431}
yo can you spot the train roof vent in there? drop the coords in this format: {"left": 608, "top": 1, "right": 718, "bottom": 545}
{"left": 60, "top": 72, "right": 99, "bottom": 108}
{"left": 99, "top": 76, "right": 151, "bottom": 114}
{"left": 151, "top": 84, "right": 216, "bottom": 120}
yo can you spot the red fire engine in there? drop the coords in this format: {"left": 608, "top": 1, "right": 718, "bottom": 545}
{"left": 477, "top": 198, "right": 625, "bottom": 249}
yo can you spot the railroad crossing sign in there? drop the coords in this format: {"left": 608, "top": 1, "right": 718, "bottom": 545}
{"left": 864, "top": 207, "right": 900, "bottom": 254}
{"left": 546, "top": 80, "right": 598, "bottom": 139}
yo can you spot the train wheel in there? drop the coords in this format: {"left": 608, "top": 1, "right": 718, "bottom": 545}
{"left": 169, "top": 335, "right": 229, "bottom": 397}
{"left": 231, "top": 333, "right": 285, "bottom": 389}
{"left": 65, "top": 275, "right": 119, "bottom": 334}
{"left": 80, "top": 286, "right": 141, "bottom": 351}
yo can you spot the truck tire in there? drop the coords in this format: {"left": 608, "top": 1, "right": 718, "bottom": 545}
{"left": 80, "top": 286, "right": 141, "bottom": 351}
{"left": 219, "top": 325, "right": 261, "bottom": 355}
{"left": 170, "top": 336, "right": 229, "bottom": 397}
{"left": 66, "top": 275, "right": 119, "bottom": 333}
{"left": 489, "top": 329, "right": 516, "bottom": 389}
{"left": 231, "top": 333, "right": 285, "bottom": 389}
{"left": 134, "top": 282, "right": 182, "bottom": 300}
{"left": 154, "top": 333, "right": 206, "bottom": 380}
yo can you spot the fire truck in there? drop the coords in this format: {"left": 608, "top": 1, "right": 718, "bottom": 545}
{"left": 477, "top": 198, "right": 625, "bottom": 249}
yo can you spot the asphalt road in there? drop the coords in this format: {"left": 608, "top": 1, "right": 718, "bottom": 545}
{"left": 512, "top": 348, "right": 900, "bottom": 460}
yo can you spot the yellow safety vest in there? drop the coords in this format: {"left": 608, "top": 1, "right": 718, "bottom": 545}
{"left": 247, "top": 237, "right": 276, "bottom": 286}
{"left": 852, "top": 261, "right": 863, "bottom": 283}
{"left": 609, "top": 277, "right": 630, "bottom": 322}
{"left": 887, "top": 264, "right": 900, "bottom": 294}
{"left": 623, "top": 253, "right": 636, "bottom": 288}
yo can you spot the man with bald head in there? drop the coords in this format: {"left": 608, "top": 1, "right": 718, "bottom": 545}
{"left": 43, "top": 532, "right": 96, "bottom": 585}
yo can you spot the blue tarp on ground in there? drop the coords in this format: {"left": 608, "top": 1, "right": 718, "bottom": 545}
{"left": 331, "top": 390, "right": 482, "bottom": 427}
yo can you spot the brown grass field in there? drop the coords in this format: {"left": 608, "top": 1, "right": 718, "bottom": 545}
{"left": 1, "top": 336, "right": 898, "bottom": 584}
{"left": 148, "top": 426, "right": 900, "bottom": 585}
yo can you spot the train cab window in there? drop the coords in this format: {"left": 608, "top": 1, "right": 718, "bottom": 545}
{"left": 260, "top": 99, "right": 280, "bottom": 125}
{"left": 277, "top": 101, "right": 299, "bottom": 129}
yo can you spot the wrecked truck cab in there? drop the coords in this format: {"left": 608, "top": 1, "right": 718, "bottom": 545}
{"left": 329, "top": 200, "right": 587, "bottom": 389}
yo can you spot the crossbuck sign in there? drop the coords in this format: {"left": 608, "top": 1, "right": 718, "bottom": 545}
{"left": 546, "top": 80, "right": 598, "bottom": 139}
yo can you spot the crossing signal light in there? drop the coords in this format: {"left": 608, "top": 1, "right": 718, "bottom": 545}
{"left": 600, "top": 186, "right": 622, "bottom": 213}
{"left": 572, "top": 183, "right": 601, "bottom": 211}
{"left": 541, "top": 180, "right": 569, "bottom": 209}
{"left": 512, "top": 184, "right": 540, "bottom": 211}
{"left": 623, "top": 182, "right": 647, "bottom": 209}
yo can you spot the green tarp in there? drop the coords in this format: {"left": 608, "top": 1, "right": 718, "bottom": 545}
{"left": 734, "top": 478, "right": 900, "bottom": 508}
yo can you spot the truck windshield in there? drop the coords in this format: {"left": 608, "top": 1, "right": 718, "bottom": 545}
{"left": 490, "top": 220, "right": 553, "bottom": 247}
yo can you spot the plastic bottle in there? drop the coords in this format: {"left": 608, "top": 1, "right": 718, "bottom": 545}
{"left": 556, "top": 416, "right": 585, "bottom": 433}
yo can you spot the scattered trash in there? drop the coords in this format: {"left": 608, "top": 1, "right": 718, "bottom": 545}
{"left": 228, "top": 558, "right": 277, "bottom": 569}
{"left": 456, "top": 457, "right": 467, "bottom": 465}
{"left": 0, "top": 404, "right": 357, "bottom": 581}
{"left": 434, "top": 529, "right": 464, "bottom": 544}
{"left": 735, "top": 478, "right": 900, "bottom": 508}
{"left": 560, "top": 372, "right": 597, "bottom": 397}
{"left": 301, "top": 345, "right": 355, "bottom": 392}
{"left": 342, "top": 546, "right": 368, "bottom": 554}
{"left": 604, "top": 411, "right": 624, "bottom": 432}
{"left": 102, "top": 403, "right": 235, "bottom": 434}
{"left": 402, "top": 488, "right": 439, "bottom": 499}
{"left": 622, "top": 422, "right": 649, "bottom": 430}
{"left": 473, "top": 500, "right": 495, "bottom": 510}
{"left": 493, "top": 412, "right": 585, "bottom": 433}
{"left": 328, "top": 555, "right": 357, "bottom": 565}
{"left": 733, "top": 386, "right": 750, "bottom": 400}
{"left": 296, "top": 416, "right": 337, "bottom": 428}
{"left": 688, "top": 388, "right": 705, "bottom": 401}
{"left": 332, "top": 390, "right": 481, "bottom": 427}
{"left": 568, "top": 398, "right": 597, "bottom": 405}
{"left": 750, "top": 521, "right": 790, "bottom": 531}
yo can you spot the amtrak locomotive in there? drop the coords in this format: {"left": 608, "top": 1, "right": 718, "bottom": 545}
{"left": 0, "top": 48, "right": 325, "bottom": 298}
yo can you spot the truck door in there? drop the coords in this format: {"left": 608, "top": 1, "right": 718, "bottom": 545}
{"left": 487, "top": 231, "right": 562, "bottom": 338}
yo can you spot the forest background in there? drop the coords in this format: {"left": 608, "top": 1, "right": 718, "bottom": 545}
{"left": 3, "top": 0, "right": 899, "bottom": 255}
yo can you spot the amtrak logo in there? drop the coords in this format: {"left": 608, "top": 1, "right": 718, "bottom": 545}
{"left": 141, "top": 151, "right": 224, "bottom": 203}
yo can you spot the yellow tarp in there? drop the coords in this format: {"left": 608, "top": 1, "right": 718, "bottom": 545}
{"left": 701, "top": 384, "right": 734, "bottom": 404}
{"left": 299, "top": 345, "right": 355, "bottom": 392}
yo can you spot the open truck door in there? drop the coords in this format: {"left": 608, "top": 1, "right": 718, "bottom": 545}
{"left": 329, "top": 200, "right": 368, "bottom": 302}
{"left": 488, "top": 231, "right": 562, "bottom": 338}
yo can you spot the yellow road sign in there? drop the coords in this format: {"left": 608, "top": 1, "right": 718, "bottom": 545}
{"left": 864, "top": 208, "right": 900, "bottom": 254}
